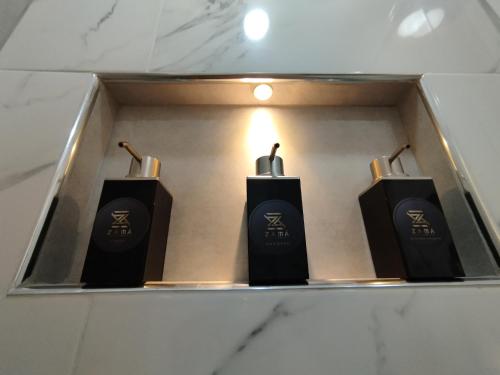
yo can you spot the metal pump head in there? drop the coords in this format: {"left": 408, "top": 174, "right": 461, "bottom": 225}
{"left": 118, "top": 141, "right": 161, "bottom": 178}
{"left": 370, "top": 144, "right": 410, "bottom": 182}
{"left": 256, "top": 143, "right": 284, "bottom": 177}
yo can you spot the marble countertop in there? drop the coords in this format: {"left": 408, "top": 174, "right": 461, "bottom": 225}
{"left": 0, "top": 0, "right": 500, "bottom": 74}
{"left": 1, "top": 1, "right": 500, "bottom": 374}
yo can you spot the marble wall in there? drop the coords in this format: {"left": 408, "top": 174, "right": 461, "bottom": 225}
{"left": 1, "top": 0, "right": 500, "bottom": 74}
{"left": 1, "top": 1, "right": 500, "bottom": 374}
{"left": 0, "top": 0, "right": 31, "bottom": 48}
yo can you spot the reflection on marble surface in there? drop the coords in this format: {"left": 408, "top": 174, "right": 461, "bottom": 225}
{"left": 421, "top": 74, "right": 500, "bottom": 257}
{"left": 243, "top": 8, "right": 269, "bottom": 41}
{"left": 150, "top": 0, "right": 500, "bottom": 74}
{"left": 397, "top": 8, "right": 444, "bottom": 38}
{"left": 0, "top": 71, "right": 95, "bottom": 296}
{"left": 0, "top": 0, "right": 500, "bottom": 74}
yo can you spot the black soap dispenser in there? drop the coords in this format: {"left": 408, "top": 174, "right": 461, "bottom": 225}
{"left": 246, "top": 143, "right": 309, "bottom": 286}
{"left": 81, "top": 142, "right": 173, "bottom": 287}
{"left": 359, "top": 144, "right": 464, "bottom": 281}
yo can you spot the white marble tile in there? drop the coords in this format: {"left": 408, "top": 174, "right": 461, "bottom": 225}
{"left": 150, "top": 0, "right": 500, "bottom": 74}
{"left": 0, "top": 0, "right": 32, "bottom": 49}
{"left": 486, "top": 0, "right": 500, "bottom": 17}
{"left": 0, "top": 0, "right": 162, "bottom": 72}
{"left": 1, "top": 0, "right": 499, "bottom": 74}
{"left": 0, "top": 71, "right": 95, "bottom": 295}
{"left": 74, "top": 287, "right": 500, "bottom": 375}
{"left": 421, "top": 73, "right": 500, "bottom": 257}
{"left": 0, "top": 295, "right": 90, "bottom": 375}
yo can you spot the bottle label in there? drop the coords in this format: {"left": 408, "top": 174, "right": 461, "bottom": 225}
{"left": 248, "top": 199, "right": 304, "bottom": 254}
{"left": 92, "top": 197, "right": 150, "bottom": 252}
{"left": 393, "top": 198, "right": 449, "bottom": 250}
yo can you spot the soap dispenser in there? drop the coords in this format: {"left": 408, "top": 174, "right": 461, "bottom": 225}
{"left": 358, "top": 144, "right": 464, "bottom": 281}
{"left": 81, "top": 142, "right": 173, "bottom": 287}
{"left": 246, "top": 143, "right": 309, "bottom": 286}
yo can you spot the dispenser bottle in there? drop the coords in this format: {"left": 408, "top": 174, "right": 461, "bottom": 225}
{"left": 359, "top": 144, "right": 464, "bottom": 281}
{"left": 246, "top": 143, "right": 309, "bottom": 286}
{"left": 81, "top": 142, "right": 173, "bottom": 287}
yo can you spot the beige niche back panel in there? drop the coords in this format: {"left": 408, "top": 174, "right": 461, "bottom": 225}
{"left": 97, "top": 104, "right": 419, "bottom": 282}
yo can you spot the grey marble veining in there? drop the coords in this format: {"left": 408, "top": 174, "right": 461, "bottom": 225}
{"left": 151, "top": 0, "right": 247, "bottom": 73}
{"left": 70, "top": 286, "right": 500, "bottom": 375}
{"left": 479, "top": 0, "right": 500, "bottom": 72}
{"left": 211, "top": 300, "right": 302, "bottom": 375}
{"left": 150, "top": 0, "right": 500, "bottom": 74}
{"left": 1, "top": 0, "right": 500, "bottom": 74}
{"left": 367, "top": 292, "right": 416, "bottom": 374}
{"left": 0, "top": 161, "right": 55, "bottom": 192}
{"left": 81, "top": 0, "right": 118, "bottom": 48}
{"left": 0, "top": 0, "right": 163, "bottom": 72}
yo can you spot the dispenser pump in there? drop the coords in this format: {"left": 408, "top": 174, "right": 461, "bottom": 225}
{"left": 370, "top": 144, "right": 410, "bottom": 182}
{"left": 256, "top": 143, "right": 284, "bottom": 177}
{"left": 118, "top": 141, "right": 161, "bottom": 178}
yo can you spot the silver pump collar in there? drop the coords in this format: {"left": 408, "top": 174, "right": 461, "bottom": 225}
{"left": 256, "top": 143, "right": 284, "bottom": 176}
{"left": 119, "top": 141, "right": 161, "bottom": 178}
{"left": 256, "top": 155, "right": 284, "bottom": 176}
{"left": 127, "top": 155, "right": 161, "bottom": 178}
{"left": 370, "top": 156, "right": 405, "bottom": 181}
{"left": 370, "top": 144, "right": 410, "bottom": 182}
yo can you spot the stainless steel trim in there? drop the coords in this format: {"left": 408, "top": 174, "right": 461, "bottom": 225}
{"left": 415, "top": 81, "right": 499, "bottom": 269}
{"left": 97, "top": 73, "right": 421, "bottom": 84}
{"left": 10, "top": 74, "right": 101, "bottom": 290}
{"left": 102, "top": 75, "right": 416, "bottom": 107}
{"left": 416, "top": 83, "right": 460, "bottom": 173}
{"left": 8, "top": 278, "right": 500, "bottom": 296}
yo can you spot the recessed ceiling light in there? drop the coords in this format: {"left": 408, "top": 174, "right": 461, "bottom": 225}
{"left": 253, "top": 84, "right": 273, "bottom": 101}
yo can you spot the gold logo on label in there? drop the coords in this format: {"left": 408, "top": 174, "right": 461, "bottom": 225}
{"left": 264, "top": 212, "right": 289, "bottom": 242}
{"left": 107, "top": 210, "right": 132, "bottom": 236}
{"left": 407, "top": 209, "right": 435, "bottom": 235}
{"left": 264, "top": 212, "right": 287, "bottom": 231}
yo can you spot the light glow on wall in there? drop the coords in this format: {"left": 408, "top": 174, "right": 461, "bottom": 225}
{"left": 240, "top": 78, "right": 273, "bottom": 83}
{"left": 247, "top": 108, "right": 279, "bottom": 160}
